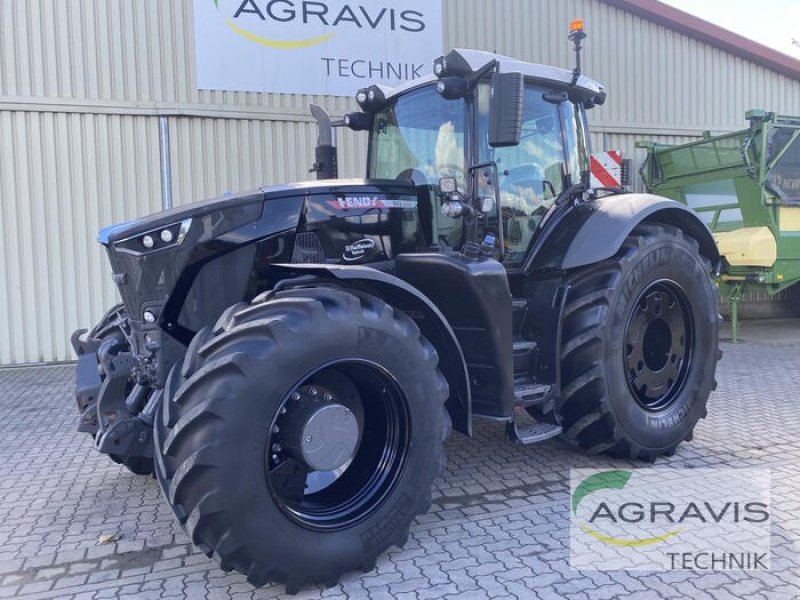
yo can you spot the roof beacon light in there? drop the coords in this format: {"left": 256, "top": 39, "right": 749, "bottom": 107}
{"left": 568, "top": 18, "right": 587, "bottom": 85}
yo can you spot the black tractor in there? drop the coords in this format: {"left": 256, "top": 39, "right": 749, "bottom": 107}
{"left": 73, "top": 32, "right": 720, "bottom": 593}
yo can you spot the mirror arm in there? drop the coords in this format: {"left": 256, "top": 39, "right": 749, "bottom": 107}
{"left": 470, "top": 60, "right": 498, "bottom": 86}
{"left": 470, "top": 161, "right": 504, "bottom": 262}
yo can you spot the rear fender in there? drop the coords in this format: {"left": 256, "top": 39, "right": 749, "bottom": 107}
{"left": 270, "top": 264, "right": 473, "bottom": 436}
{"left": 531, "top": 193, "right": 720, "bottom": 273}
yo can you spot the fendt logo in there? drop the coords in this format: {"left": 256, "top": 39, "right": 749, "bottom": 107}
{"left": 214, "top": 0, "right": 428, "bottom": 49}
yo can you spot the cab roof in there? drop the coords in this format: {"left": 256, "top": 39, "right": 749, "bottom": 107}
{"left": 384, "top": 48, "right": 605, "bottom": 101}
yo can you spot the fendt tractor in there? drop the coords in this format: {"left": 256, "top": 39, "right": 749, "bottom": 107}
{"left": 73, "top": 25, "right": 720, "bottom": 592}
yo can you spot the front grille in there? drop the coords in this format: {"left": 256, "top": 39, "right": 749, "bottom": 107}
{"left": 291, "top": 232, "right": 327, "bottom": 264}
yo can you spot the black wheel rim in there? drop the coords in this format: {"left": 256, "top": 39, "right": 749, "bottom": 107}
{"left": 624, "top": 280, "right": 694, "bottom": 411}
{"left": 265, "top": 360, "right": 410, "bottom": 531}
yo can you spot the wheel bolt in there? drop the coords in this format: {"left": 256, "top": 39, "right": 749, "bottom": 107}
{"left": 272, "top": 443, "right": 282, "bottom": 453}
{"left": 291, "top": 392, "right": 301, "bottom": 401}
{"left": 272, "top": 425, "right": 280, "bottom": 433}
{"left": 305, "top": 435, "right": 313, "bottom": 443}
{"left": 280, "top": 407, "right": 287, "bottom": 415}
{"left": 323, "top": 393, "right": 333, "bottom": 401}
{"left": 271, "top": 454, "right": 279, "bottom": 462}
{"left": 309, "top": 387, "right": 318, "bottom": 396}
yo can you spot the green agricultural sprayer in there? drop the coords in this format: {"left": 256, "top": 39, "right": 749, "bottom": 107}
{"left": 639, "top": 110, "right": 800, "bottom": 341}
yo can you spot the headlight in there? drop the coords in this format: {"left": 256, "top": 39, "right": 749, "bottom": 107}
{"left": 114, "top": 218, "right": 192, "bottom": 255}
{"left": 355, "top": 85, "right": 387, "bottom": 112}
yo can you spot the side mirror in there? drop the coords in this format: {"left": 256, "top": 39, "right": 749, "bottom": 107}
{"left": 489, "top": 72, "right": 524, "bottom": 148}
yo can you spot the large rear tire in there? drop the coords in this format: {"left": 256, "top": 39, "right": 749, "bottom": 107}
{"left": 154, "top": 287, "right": 450, "bottom": 593}
{"left": 557, "top": 224, "right": 719, "bottom": 460}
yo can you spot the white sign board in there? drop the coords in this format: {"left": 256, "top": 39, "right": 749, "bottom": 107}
{"left": 194, "top": 0, "right": 443, "bottom": 96}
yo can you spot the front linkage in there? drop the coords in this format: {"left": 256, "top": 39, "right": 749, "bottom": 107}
{"left": 71, "top": 304, "right": 158, "bottom": 475}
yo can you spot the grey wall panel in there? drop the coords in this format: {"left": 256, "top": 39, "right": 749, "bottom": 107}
{"left": 0, "top": 111, "right": 161, "bottom": 364}
{"left": 167, "top": 117, "right": 368, "bottom": 206}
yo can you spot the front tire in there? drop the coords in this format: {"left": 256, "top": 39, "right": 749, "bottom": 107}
{"left": 154, "top": 287, "right": 450, "bottom": 593}
{"left": 557, "top": 224, "right": 719, "bottom": 460}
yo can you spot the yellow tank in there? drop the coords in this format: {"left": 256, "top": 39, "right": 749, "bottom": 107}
{"left": 713, "top": 227, "right": 777, "bottom": 267}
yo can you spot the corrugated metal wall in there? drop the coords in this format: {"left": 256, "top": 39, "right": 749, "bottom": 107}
{"left": 0, "top": 110, "right": 162, "bottom": 363}
{"left": 1, "top": 0, "right": 799, "bottom": 363}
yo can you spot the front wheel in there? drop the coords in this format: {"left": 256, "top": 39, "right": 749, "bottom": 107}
{"left": 557, "top": 224, "right": 719, "bottom": 460}
{"left": 154, "top": 287, "right": 450, "bottom": 593}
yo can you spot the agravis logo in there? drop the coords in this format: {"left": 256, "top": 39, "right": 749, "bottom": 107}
{"left": 572, "top": 470, "right": 682, "bottom": 547}
{"left": 214, "top": 1, "right": 428, "bottom": 50}
{"left": 195, "top": 0, "right": 442, "bottom": 96}
{"left": 569, "top": 468, "right": 772, "bottom": 571}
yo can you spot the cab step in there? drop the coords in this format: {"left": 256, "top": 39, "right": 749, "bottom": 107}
{"left": 507, "top": 414, "right": 563, "bottom": 445}
{"left": 513, "top": 381, "right": 552, "bottom": 408}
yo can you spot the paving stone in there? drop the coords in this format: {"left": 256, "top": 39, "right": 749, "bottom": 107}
{"left": 86, "top": 569, "right": 120, "bottom": 584}
{"left": 52, "top": 573, "right": 90, "bottom": 589}
{"left": 36, "top": 566, "right": 67, "bottom": 580}
{"left": 18, "top": 579, "right": 55, "bottom": 594}
{"left": 0, "top": 585, "right": 19, "bottom": 599}
{"left": 69, "top": 562, "right": 99, "bottom": 575}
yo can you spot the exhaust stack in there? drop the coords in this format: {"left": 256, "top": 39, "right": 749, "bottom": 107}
{"left": 310, "top": 104, "right": 338, "bottom": 180}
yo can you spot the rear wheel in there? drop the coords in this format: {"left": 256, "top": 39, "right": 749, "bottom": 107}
{"left": 557, "top": 224, "right": 719, "bottom": 460}
{"left": 154, "top": 287, "right": 450, "bottom": 593}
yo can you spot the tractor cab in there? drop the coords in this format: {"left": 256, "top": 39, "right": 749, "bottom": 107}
{"left": 317, "top": 46, "right": 607, "bottom": 270}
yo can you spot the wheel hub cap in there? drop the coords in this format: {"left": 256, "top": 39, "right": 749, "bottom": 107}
{"left": 277, "top": 387, "right": 360, "bottom": 472}
{"left": 299, "top": 404, "right": 359, "bottom": 471}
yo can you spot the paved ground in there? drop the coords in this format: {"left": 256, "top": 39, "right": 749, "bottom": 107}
{"left": 0, "top": 319, "right": 798, "bottom": 600}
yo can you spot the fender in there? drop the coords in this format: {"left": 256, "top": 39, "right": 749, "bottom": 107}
{"left": 529, "top": 193, "right": 720, "bottom": 272}
{"left": 271, "top": 263, "right": 473, "bottom": 436}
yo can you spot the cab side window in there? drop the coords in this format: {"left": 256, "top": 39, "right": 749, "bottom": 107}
{"left": 479, "top": 84, "right": 573, "bottom": 267}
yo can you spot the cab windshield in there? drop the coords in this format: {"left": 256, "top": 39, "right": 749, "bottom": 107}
{"left": 368, "top": 86, "right": 467, "bottom": 189}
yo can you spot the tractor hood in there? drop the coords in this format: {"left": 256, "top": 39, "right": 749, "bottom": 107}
{"left": 98, "top": 178, "right": 415, "bottom": 246}
{"left": 99, "top": 177, "right": 421, "bottom": 386}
